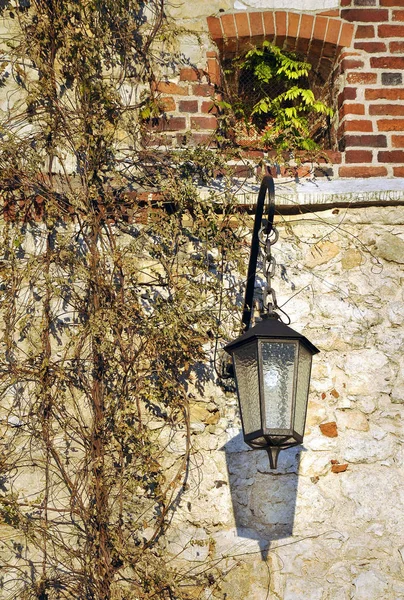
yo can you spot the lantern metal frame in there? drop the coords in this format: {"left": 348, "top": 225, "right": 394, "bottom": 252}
{"left": 224, "top": 174, "right": 320, "bottom": 469}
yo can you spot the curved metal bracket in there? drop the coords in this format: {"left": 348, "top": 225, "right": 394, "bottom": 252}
{"left": 241, "top": 175, "right": 275, "bottom": 332}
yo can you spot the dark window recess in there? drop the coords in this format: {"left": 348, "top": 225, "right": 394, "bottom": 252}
{"left": 221, "top": 49, "right": 337, "bottom": 150}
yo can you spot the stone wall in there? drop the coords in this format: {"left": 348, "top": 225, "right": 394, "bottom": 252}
{"left": 164, "top": 195, "right": 404, "bottom": 599}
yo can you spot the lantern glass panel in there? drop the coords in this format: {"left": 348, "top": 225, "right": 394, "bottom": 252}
{"left": 293, "top": 344, "right": 312, "bottom": 437}
{"left": 262, "top": 341, "right": 297, "bottom": 430}
{"left": 233, "top": 341, "right": 261, "bottom": 435}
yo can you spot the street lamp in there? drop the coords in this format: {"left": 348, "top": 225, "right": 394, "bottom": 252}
{"left": 224, "top": 175, "right": 319, "bottom": 469}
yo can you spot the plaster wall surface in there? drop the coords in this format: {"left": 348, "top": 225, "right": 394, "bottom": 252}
{"left": 167, "top": 0, "right": 339, "bottom": 20}
{"left": 233, "top": 0, "right": 339, "bottom": 8}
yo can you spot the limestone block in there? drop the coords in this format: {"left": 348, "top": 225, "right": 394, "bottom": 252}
{"left": 193, "top": 433, "right": 220, "bottom": 451}
{"left": 248, "top": 473, "right": 299, "bottom": 528}
{"left": 377, "top": 414, "right": 403, "bottom": 436}
{"left": 349, "top": 273, "right": 376, "bottom": 297}
{"left": 342, "top": 249, "right": 363, "bottom": 270}
{"left": 305, "top": 241, "right": 341, "bottom": 268}
{"left": 306, "top": 399, "right": 327, "bottom": 427}
{"left": 340, "top": 469, "right": 404, "bottom": 537}
{"left": 280, "top": 298, "right": 312, "bottom": 325}
{"left": 387, "top": 301, "right": 404, "bottom": 326}
{"left": 356, "top": 396, "right": 377, "bottom": 414}
{"left": 374, "top": 232, "right": 404, "bottom": 264}
{"left": 340, "top": 430, "right": 396, "bottom": 464}
{"left": 226, "top": 448, "right": 257, "bottom": 478}
{"left": 325, "top": 562, "right": 352, "bottom": 585}
{"left": 360, "top": 307, "right": 385, "bottom": 328}
{"left": 314, "top": 295, "right": 358, "bottom": 323}
{"left": 376, "top": 330, "right": 404, "bottom": 362}
{"left": 294, "top": 478, "right": 335, "bottom": 525}
{"left": 342, "top": 349, "right": 391, "bottom": 395}
{"left": 183, "top": 484, "right": 234, "bottom": 527}
{"left": 189, "top": 402, "right": 219, "bottom": 425}
{"left": 336, "top": 410, "right": 369, "bottom": 432}
{"left": 352, "top": 570, "right": 389, "bottom": 600}
{"left": 166, "top": 525, "right": 210, "bottom": 562}
{"left": 307, "top": 328, "right": 349, "bottom": 352}
{"left": 224, "top": 428, "right": 253, "bottom": 453}
{"left": 211, "top": 527, "right": 267, "bottom": 558}
{"left": 391, "top": 363, "right": 404, "bottom": 403}
{"left": 178, "top": 34, "right": 213, "bottom": 62}
{"left": 305, "top": 434, "right": 338, "bottom": 451}
{"left": 158, "top": 426, "right": 188, "bottom": 453}
{"left": 298, "top": 451, "right": 334, "bottom": 477}
{"left": 218, "top": 559, "right": 279, "bottom": 600}
{"left": 284, "top": 578, "right": 323, "bottom": 600}
{"left": 324, "top": 587, "right": 350, "bottom": 600}
{"left": 275, "top": 532, "right": 345, "bottom": 579}
{"left": 366, "top": 522, "right": 385, "bottom": 537}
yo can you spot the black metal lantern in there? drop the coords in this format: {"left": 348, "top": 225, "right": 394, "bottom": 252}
{"left": 223, "top": 174, "right": 319, "bottom": 469}
{"left": 224, "top": 314, "right": 319, "bottom": 469}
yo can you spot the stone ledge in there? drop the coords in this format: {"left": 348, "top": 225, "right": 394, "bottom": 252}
{"left": 203, "top": 177, "right": 404, "bottom": 209}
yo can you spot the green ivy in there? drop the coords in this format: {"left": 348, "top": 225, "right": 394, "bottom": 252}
{"left": 230, "top": 41, "right": 334, "bottom": 152}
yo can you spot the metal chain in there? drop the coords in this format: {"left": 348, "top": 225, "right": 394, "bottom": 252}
{"left": 258, "top": 224, "right": 279, "bottom": 314}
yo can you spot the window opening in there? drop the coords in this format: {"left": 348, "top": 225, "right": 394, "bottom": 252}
{"left": 221, "top": 42, "right": 336, "bottom": 152}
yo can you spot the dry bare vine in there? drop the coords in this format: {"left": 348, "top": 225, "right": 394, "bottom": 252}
{"left": 0, "top": 2, "right": 245, "bottom": 598}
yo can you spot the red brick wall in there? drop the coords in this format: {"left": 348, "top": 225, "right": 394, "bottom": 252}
{"left": 338, "top": 1, "right": 404, "bottom": 177}
{"left": 143, "top": 53, "right": 220, "bottom": 150}
{"left": 148, "top": 4, "right": 404, "bottom": 179}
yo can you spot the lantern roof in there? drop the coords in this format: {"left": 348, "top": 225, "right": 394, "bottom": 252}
{"left": 224, "top": 314, "right": 320, "bottom": 356}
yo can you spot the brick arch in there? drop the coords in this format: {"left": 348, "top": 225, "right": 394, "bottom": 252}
{"left": 207, "top": 11, "right": 355, "bottom": 56}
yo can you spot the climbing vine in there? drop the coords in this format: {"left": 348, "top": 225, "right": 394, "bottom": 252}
{"left": 0, "top": 2, "right": 244, "bottom": 598}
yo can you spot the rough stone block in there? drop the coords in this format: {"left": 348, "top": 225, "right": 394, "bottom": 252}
{"left": 373, "top": 231, "right": 404, "bottom": 262}
{"left": 352, "top": 571, "right": 389, "bottom": 600}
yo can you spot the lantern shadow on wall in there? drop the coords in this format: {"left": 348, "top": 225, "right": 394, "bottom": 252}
{"left": 221, "top": 433, "right": 304, "bottom": 560}
{"left": 216, "top": 174, "right": 318, "bottom": 559}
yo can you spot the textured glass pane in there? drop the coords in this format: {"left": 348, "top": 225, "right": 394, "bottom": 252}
{"left": 294, "top": 344, "right": 312, "bottom": 437}
{"left": 233, "top": 342, "right": 261, "bottom": 435}
{"left": 262, "top": 341, "right": 296, "bottom": 430}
